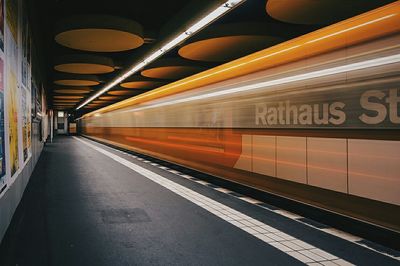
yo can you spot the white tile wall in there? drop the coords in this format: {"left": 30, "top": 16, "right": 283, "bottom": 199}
{"left": 252, "top": 135, "right": 276, "bottom": 177}
{"left": 276, "top": 136, "right": 307, "bottom": 184}
{"left": 348, "top": 139, "right": 400, "bottom": 205}
{"left": 307, "top": 138, "right": 347, "bottom": 193}
{"left": 233, "top": 135, "right": 252, "bottom": 172}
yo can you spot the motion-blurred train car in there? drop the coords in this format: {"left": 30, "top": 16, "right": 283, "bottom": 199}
{"left": 79, "top": 2, "right": 400, "bottom": 231}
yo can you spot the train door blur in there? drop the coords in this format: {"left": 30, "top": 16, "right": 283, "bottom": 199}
{"left": 69, "top": 123, "right": 77, "bottom": 135}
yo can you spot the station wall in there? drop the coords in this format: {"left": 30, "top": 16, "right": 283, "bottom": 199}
{"left": 0, "top": 0, "right": 49, "bottom": 243}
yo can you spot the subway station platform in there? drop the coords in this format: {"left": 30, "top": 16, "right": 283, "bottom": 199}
{"left": 0, "top": 136, "right": 398, "bottom": 266}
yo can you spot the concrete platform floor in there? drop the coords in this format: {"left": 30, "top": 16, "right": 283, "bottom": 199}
{"left": 0, "top": 136, "right": 398, "bottom": 266}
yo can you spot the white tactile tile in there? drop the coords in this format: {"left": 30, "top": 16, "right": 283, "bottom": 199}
{"left": 300, "top": 250, "right": 327, "bottom": 261}
{"left": 252, "top": 226, "right": 270, "bottom": 234}
{"left": 242, "top": 227, "right": 260, "bottom": 235}
{"left": 256, "top": 234, "right": 276, "bottom": 243}
{"left": 214, "top": 187, "right": 233, "bottom": 193}
{"left": 238, "top": 220, "right": 255, "bottom": 227}
{"left": 265, "top": 233, "right": 285, "bottom": 242}
{"left": 168, "top": 169, "right": 181, "bottom": 174}
{"left": 239, "top": 197, "right": 263, "bottom": 204}
{"left": 276, "top": 232, "right": 295, "bottom": 241}
{"left": 321, "top": 228, "right": 362, "bottom": 242}
{"left": 180, "top": 174, "right": 193, "bottom": 179}
{"left": 287, "top": 251, "right": 315, "bottom": 263}
{"left": 309, "top": 249, "right": 338, "bottom": 260}
{"left": 195, "top": 180, "right": 210, "bottom": 186}
{"left": 274, "top": 210, "right": 303, "bottom": 219}
{"left": 331, "top": 259, "right": 354, "bottom": 266}
{"left": 76, "top": 137, "right": 354, "bottom": 266}
{"left": 281, "top": 241, "right": 305, "bottom": 251}
{"left": 291, "top": 239, "right": 316, "bottom": 250}
{"left": 270, "top": 242, "right": 293, "bottom": 252}
{"left": 260, "top": 224, "right": 279, "bottom": 233}
{"left": 320, "top": 261, "right": 339, "bottom": 266}
{"left": 229, "top": 221, "right": 246, "bottom": 228}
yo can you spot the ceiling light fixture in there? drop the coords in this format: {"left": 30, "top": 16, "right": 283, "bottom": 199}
{"left": 76, "top": 0, "right": 245, "bottom": 110}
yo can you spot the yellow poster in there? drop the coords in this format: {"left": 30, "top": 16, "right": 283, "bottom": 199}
{"left": 7, "top": 70, "right": 18, "bottom": 175}
{"left": 5, "top": 0, "right": 17, "bottom": 41}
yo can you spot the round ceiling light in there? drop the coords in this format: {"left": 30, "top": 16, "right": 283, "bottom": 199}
{"left": 108, "top": 90, "right": 143, "bottom": 96}
{"left": 120, "top": 75, "right": 166, "bottom": 89}
{"left": 55, "top": 14, "right": 144, "bottom": 52}
{"left": 53, "top": 73, "right": 100, "bottom": 86}
{"left": 53, "top": 99, "right": 80, "bottom": 103}
{"left": 54, "top": 54, "right": 115, "bottom": 74}
{"left": 92, "top": 100, "right": 109, "bottom": 104}
{"left": 179, "top": 23, "right": 285, "bottom": 63}
{"left": 53, "top": 95, "right": 84, "bottom": 99}
{"left": 54, "top": 86, "right": 92, "bottom": 94}
{"left": 266, "top": 0, "right": 388, "bottom": 25}
{"left": 99, "top": 96, "right": 122, "bottom": 100}
{"left": 141, "top": 58, "right": 207, "bottom": 80}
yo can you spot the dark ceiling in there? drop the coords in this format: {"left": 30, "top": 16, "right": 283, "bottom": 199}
{"left": 33, "top": 0, "right": 396, "bottom": 116}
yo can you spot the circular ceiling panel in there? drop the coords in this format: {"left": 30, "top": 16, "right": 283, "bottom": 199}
{"left": 53, "top": 102, "right": 76, "bottom": 104}
{"left": 99, "top": 96, "right": 122, "bottom": 100}
{"left": 54, "top": 73, "right": 100, "bottom": 86}
{"left": 266, "top": 0, "right": 389, "bottom": 25}
{"left": 53, "top": 104, "right": 77, "bottom": 107}
{"left": 54, "top": 54, "right": 114, "bottom": 74}
{"left": 108, "top": 90, "right": 142, "bottom": 96}
{"left": 53, "top": 99, "right": 80, "bottom": 103}
{"left": 54, "top": 95, "right": 84, "bottom": 99}
{"left": 55, "top": 106, "right": 71, "bottom": 110}
{"left": 54, "top": 87, "right": 91, "bottom": 94}
{"left": 179, "top": 23, "right": 285, "bottom": 62}
{"left": 120, "top": 75, "right": 166, "bottom": 89}
{"left": 179, "top": 36, "right": 281, "bottom": 62}
{"left": 141, "top": 58, "right": 207, "bottom": 80}
{"left": 55, "top": 15, "right": 144, "bottom": 52}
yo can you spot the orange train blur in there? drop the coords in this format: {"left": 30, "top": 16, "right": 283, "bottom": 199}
{"left": 80, "top": 2, "right": 400, "bottom": 231}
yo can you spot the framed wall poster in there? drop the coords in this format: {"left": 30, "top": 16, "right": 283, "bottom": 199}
{"left": 0, "top": 0, "right": 4, "bottom": 52}
{"left": 0, "top": 58, "right": 6, "bottom": 183}
{"left": 21, "top": 86, "right": 27, "bottom": 161}
{"left": 6, "top": 0, "right": 19, "bottom": 177}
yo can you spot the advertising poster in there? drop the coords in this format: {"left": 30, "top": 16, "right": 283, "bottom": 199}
{"left": 0, "top": 0, "right": 4, "bottom": 52}
{"left": 20, "top": 2, "right": 27, "bottom": 87}
{"left": 7, "top": 70, "right": 18, "bottom": 175}
{"left": 0, "top": 59, "right": 5, "bottom": 181}
{"left": 6, "top": 0, "right": 19, "bottom": 176}
{"left": 5, "top": 0, "right": 17, "bottom": 42}
{"left": 27, "top": 90, "right": 31, "bottom": 154}
{"left": 30, "top": 77, "right": 35, "bottom": 118}
{"left": 21, "top": 88, "right": 27, "bottom": 161}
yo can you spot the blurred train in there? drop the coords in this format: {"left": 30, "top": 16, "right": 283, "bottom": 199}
{"left": 79, "top": 2, "right": 400, "bottom": 231}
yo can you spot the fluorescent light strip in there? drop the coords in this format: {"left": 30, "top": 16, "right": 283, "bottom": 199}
{"left": 76, "top": 0, "right": 245, "bottom": 110}
{"left": 307, "top": 14, "right": 396, "bottom": 44}
{"left": 120, "top": 53, "right": 400, "bottom": 113}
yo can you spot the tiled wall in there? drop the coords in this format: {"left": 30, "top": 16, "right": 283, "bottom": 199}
{"left": 235, "top": 135, "right": 400, "bottom": 206}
